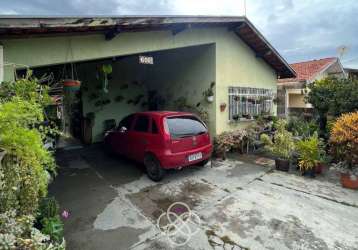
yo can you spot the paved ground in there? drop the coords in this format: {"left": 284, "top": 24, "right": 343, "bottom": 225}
{"left": 50, "top": 145, "right": 358, "bottom": 250}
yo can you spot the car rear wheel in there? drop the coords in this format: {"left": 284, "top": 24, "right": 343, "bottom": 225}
{"left": 144, "top": 154, "right": 165, "bottom": 182}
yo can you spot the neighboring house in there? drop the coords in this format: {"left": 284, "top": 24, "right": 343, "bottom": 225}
{"left": 277, "top": 57, "right": 346, "bottom": 117}
{"left": 0, "top": 16, "right": 294, "bottom": 142}
{"left": 344, "top": 68, "right": 358, "bottom": 79}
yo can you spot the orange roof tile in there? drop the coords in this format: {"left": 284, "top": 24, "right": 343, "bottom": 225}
{"left": 278, "top": 57, "right": 337, "bottom": 83}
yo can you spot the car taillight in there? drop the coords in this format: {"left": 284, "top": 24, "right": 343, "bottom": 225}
{"left": 163, "top": 118, "right": 172, "bottom": 145}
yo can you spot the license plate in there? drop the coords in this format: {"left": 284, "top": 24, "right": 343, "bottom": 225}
{"left": 188, "top": 152, "right": 202, "bottom": 162}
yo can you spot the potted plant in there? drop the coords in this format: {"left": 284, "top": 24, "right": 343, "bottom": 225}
{"left": 214, "top": 132, "right": 235, "bottom": 160}
{"left": 331, "top": 161, "right": 358, "bottom": 189}
{"left": 220, "top": 103, "right": 227, "bottom": 112}
{"left": 232, "top": 114, "right": 241, "bottom": 121}
{"left": 203, "top": 82, "right": 215, "bottom": 103}
{"left": 296, "top": 134, "right": 326, "bottom": 177}
{"left": 329, "top": 112, "right": 358, "bottom": 189}
{"left": 260, "top": 119, "right": 295, "bottom": 171}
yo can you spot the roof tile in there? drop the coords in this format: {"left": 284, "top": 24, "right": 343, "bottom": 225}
{"left": 278, "top": 57, "right": 337, "bottom": 83}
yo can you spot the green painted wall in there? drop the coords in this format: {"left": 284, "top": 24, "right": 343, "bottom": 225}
{"left": 1, "top": 26, "right": 278, "bottom": 139}
{"left": 77, "top": 57, "right": 149, "bottom": 142}
{"left": 1, "top": 27, "right": 221, "bottom": 81}
{"left": 145, "top": 44, "right": 216, "bottom": 133}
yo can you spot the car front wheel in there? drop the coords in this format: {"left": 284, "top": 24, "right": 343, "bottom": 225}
{"left": 144, "top": 154, "right": 165, "bottom": 182}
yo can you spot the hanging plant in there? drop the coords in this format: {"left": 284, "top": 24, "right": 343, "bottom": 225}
{"left": 202, "top": 81, "right": 215, "bottom": 103}
{"left": 234, "top": 96, "right": 240, "bottom": 102}
{"left": 101, "top": 64, "right": 112, "bottom": 93}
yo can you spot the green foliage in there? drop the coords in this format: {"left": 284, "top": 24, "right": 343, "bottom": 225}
{"left": 329, "top": 111, "right": 358, "bottom": 167}
{"left": 0, "top": 78, "right": 52, "bottom": 107}
{"left": 172, "top": 97, "right": 209, "bottom": 125}
{"left": 306, "top": 77, "right": 358, "bottom": 136}
{"left": 260, "top": 119, "right": 295, "bottom": 160}
{"left": 296, "top": 134, "right": 326, "bottom": 171}
{"left": 202, "top": 81, "right": 215, "bottom": 97}
{"left": 41, "top": 216, "right": 64, "bottom": 244}
{"left": 214, "top": 132, "right": 236, "bottom": 159}
{"left": 0, "top": 210, "right": 65, "bottom": 250}
{"left": 38, "top": 197, "right": 60, "bottom": 219}
{"left": 0, "top": 78, "right": 56, "bottom": 217}
{"left": 287, "top": 116, "right": 318, "bottom": 138}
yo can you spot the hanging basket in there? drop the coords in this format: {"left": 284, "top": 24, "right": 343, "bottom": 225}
{"left": 63, "top": 79, "right": 81, "bottom": 91}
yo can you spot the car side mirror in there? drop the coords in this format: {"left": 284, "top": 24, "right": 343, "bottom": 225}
{"left": 119, "top": 126, "right": 127, "bottom": 133}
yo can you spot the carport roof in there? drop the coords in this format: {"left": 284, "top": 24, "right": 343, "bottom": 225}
{"left": 0, "top": 15, "right": 295, "bottom": 78}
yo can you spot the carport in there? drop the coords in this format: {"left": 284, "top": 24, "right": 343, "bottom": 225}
{"left": 25, "top": 43, "right": 215, "bottom": 143}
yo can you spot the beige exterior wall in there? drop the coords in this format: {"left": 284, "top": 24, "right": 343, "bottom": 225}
{"left": 214, "top": 30, "right": 277, "bottom": 134}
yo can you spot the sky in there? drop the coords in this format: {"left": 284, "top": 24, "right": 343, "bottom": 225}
{"left": 1, "top": 0, "right": 358, "bottom": 68}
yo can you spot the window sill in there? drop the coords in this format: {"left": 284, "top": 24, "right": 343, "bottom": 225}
{"left": 229, "top": 118, "right": 254, "bottom": 123}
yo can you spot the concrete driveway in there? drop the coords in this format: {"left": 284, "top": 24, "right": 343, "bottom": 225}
{"left": 50, "top": 145, "right": 358, "bottom": 250}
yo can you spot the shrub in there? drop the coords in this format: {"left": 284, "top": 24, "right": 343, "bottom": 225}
{"left": 329, "top": 111, "right": 358, "bottom": 167}
{"left": 0, "top": 77, "right": 57, "bottom": 216}
{"left": 41, "top": 216, "right": 64, "bottom": 244}
{"left": 296, "top": 134, "right": 326, "bottom": 172}
{"left": 0, "top": 210, "right": 65, "bottom": 250}
{"left": 214, "top": 132, "right": 236, "bottom": 159}
{"left": 38, "top": 197, "right": 60, "bottom": 219}
{"left": 287, "top": 116, "right": 318, "bottom": 138}
{"left": 260, "top": 119, "right": 295, "bottom": 160}
{"left": 306, "top": 77, "right": 358, "bottom": 137}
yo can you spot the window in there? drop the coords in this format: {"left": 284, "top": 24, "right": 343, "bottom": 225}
{"left": 228, "top": 87, "right": 274, "bottom": 120}
{"left": 166, "top": 116, "right": 207, "bottom": 138}
{"left": 134, "top": 115, "right": 149, "bottom": 132}
{"left": 118, "top": 114, "right": 134, "bottom": 130}
{"left": 151, "top": 119, "right": 159, "bottom": 134}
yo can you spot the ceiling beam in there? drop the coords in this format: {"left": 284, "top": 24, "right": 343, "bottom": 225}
{"left": 171, "top": 24, "right": 187, "bottom": 36}
{"left": 104, "top": 26, "right": 121, "bottom": 41}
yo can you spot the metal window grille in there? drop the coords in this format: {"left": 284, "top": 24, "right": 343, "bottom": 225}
{"left": 228, "top": 87, "right": 274, "bottom": 120}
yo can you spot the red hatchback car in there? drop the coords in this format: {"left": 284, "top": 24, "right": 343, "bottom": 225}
{"left": 104, "top": 111, "right": 213, "bottom": 181}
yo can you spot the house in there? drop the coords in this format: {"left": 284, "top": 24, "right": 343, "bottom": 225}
{"left": 277, "top": 57, "right": 346, "bottom": 117}
{"left": 0, "top": 16, "right": 295, "bottom": 142}
{"left": 344, "top": 68, "right": 358, "bottom": 79}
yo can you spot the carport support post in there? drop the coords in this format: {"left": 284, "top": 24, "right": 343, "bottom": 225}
{"left": 0, "top": 44, "right": 3, "bottom": 83}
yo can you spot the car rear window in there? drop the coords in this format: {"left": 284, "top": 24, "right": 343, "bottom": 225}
{"left": 166, "top": 116, "right": 207, "bottom": 138}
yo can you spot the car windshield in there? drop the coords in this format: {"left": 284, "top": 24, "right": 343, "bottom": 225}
{"left": 166, "top": 116, "right": 207, "bottom": 138}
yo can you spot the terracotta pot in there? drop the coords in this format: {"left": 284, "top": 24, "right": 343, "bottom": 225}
{"left": 275, "top": 158, "right": 289, "bottom": 171}
{"left": 340, "top": 174, "right": 358, "bottom": 190}
{"left": 220, "top": 103, "right": 227, "bottom": 112}
{"left": 315, "top": 163, "right": 325, "bottom": 174}
{"left": 63, "top": 79, "right": 81, "bottom": 91}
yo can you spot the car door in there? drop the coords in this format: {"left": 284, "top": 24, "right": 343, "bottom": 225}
{"left": 112, "top": 114, "right": 135, "bottom": 156}
{"left": 128, "top": 114, "right": 150, "bottom": 161}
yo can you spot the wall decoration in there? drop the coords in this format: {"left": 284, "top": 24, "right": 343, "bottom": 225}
{"left": 115, "top": 95, "right": 124, "bottom": 102}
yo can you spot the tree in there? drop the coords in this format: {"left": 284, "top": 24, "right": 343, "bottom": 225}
{"left": 306, "top": 77, "right": 358, "bottom": 138}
